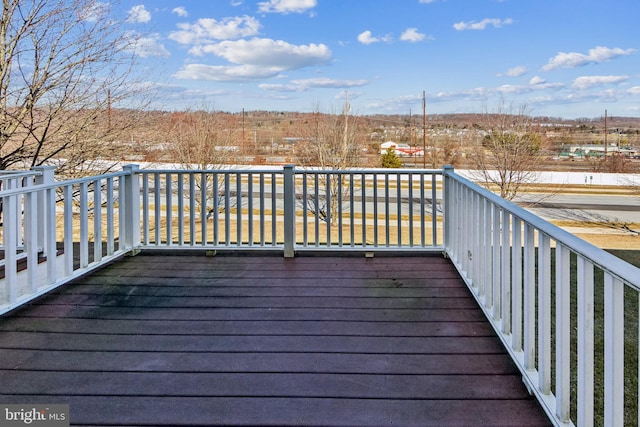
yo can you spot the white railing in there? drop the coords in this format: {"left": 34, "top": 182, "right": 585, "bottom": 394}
{"left": 444, "top": 166, "right": 640, "bottom": 427}
{"left": 0, "top": 165, "right": 139, "bottom": 315}
{"left": 3, "top": 163, "right": 640, "bottom": 426}
{"left": 136, "top": 166, "right": 444, "bottom": 255}
{"left": 293, "top": 168, "right": 442, "bottom": 252}
{"left": 0, "top": 168, "right": 48, "bottom": 266}
{"left": 137, "top": 168, "right": 286, "bottom": 251}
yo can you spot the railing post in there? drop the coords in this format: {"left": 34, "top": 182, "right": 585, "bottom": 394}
{"left": 122, "top": 164, "right": 141, "bottom": 253}
{"left": 442, "top": 165, "right": 454, "bottom": 254}
{"left": 604, "top": 273, "right": 624, "bottom": 426}
{"left": 2, "top": 190, "right": 18, "bottom": 304}
{"left": 31, "top": 166, "right": 56, "bottom": 254}
{"left": 283, "top": 165, "right": 295, "bottom": 258}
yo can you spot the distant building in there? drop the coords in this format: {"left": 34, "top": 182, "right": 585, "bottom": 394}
{"left": 380, "top": 141, "right": 424, "bottom": 157}
{"left": 556, "top": 144, "right": 640, "bottom": 159}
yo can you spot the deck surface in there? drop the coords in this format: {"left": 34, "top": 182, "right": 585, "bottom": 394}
{"left": 0, "top": 253, "right": 550, "bottom": 426}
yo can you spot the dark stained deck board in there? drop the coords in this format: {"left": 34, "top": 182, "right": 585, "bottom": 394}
{"left": 14, "top": 305, "right": 492, "bottom": 322}
{"left": 0, "top": 254, "right": 550, "bottom": 426}
{"left": 0, "top": 371, "right": 534, "bottom": 399}
{"left": 0, "top": 318, "right": 494, "bottom": 336}
{"left": 0, "top": 350, "right": 519, "bottom": 375}
{"left": 76, "top": 275, "right": 467, "bottom": 286}
{"left": 22, "top": 293, "right": 483, "bottom": 309}
{"left": 0, "top": 333, "right": 507, "bottom": 353}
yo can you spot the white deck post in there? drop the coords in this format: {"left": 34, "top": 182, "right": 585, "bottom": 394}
{"left": 122, "top": 164, "right": 141, "bottom": 252}
{"left": 442, "top": 165, "right": 454, "bottom": 254}
{"left": 31, "top": 166, "right": 56, "bottom": 255}
{"left": 2, "top": 191, "right": 18, "bottom": 304}
{"left": 283, "top": 165, "right": 295, "bottom": 257}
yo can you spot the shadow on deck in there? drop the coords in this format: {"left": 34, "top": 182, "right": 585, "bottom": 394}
{"left": 0, "top": 253, "right": 550, "bottom": 426}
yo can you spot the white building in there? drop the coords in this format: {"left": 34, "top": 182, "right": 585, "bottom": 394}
{"left": 380, "top": 141, "right": 424, "bottom": 157}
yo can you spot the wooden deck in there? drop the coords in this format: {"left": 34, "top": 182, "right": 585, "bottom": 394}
{"left": 0, "top": 253, "right": 550, "bottom": 426}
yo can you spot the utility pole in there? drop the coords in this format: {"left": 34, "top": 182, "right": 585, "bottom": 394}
{"left": 409, "top": 109, "right": 414, "bottom": 165}
{"left": 604, "top": 109, "right": 608, "bottom": 158}
{"left": 422, "top": 91, "right": 427, "bottom": 168}
{"left": 242, "top": 108, "right": 245, "bottom": 155}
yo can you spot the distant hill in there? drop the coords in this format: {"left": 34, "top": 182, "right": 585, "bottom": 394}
{"left": 231, "top": 110, "right": 640, "bottom": 131}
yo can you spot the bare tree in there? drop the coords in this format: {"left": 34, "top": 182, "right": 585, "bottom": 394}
{"left": 0, "top": 0, "right": 145, "bottom": 176}
{"left": 589, "top": 153, "right": 637, "bottom": 174}
{"left": 470, "top": 102, "right": 546, "bottom": 200}
{"left": 164, "top": 109, "right": 240, "bottom": 169}
{"left": 295, "top": 102, "right": 369, "bottom": 225}
{"left": 440, "top": 137, "right": 461, "bottom": 168}
{"left": 163, "top": 107, "right": 241, "bottom": 214}
{"left": 296, "top": 105, "right": 367, "bottom": 170}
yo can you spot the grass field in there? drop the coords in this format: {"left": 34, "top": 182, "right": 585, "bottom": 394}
{"left": 558, "top": 248, "right": 640, "bottom": 425}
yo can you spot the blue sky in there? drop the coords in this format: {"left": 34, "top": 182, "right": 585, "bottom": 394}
{"left": 118, "top": 0, "right": 640, "bottom": 118}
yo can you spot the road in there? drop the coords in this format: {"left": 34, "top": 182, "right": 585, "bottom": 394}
{"left": 515, "top": 193, "right": 640, "bottom": 224}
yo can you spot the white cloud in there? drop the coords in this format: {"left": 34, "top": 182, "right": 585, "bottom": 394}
{"left": 259, "top": 83, "right": 302, "bottom": 92}
{"left": 127, "top": 5, "right": 151, "bottom": 23}
{"left": 257, "top": 0, "right": 317, "bottom": 14}
{"left": 174, "top": 64, "right": 284, "bottom": 82}
{"left": 365, "top": 93, "right": 425, "bottom": 113}
{"left": 532, "top": 81, "right": 564, "bottom": 91}
{"left": 498, "top": 66, "right": 526, "bottom": 77}
{"left": 126, "top": 33, "right": 170, "bottom": 58}
{"left": 169, "top": 16, "right": 261, "bottom": 44}
{"left": 400, "top": 28, "right": 426, "bottom": 43}
{"left": 357, "top": 30, "right": 392, "bottom": 45}
{"left": 291, "top": 77, "right": 368, "bottom": 89}
{"left": 194, "top": 38, "right": 331, "bottom": 67}
{"left": 174, "top": 38, "right": 332, "bottom": 82}
{"left": 259, "top": 78, "right": 368, "bottom": 92}
{"left": 542, "top": 46, "right": 636, "bottom": 71}
{"left": 529, "top": 76, "right": 546, "bottom": 85}
{"left": 429, "top": 87, "right": 490, "bottom": 102}
{"left": 172, "top": 7, "right": 188, "bottom": 17}
{"left": 419, "top": 0, "right": 437, "bottom": 3}
{"left": 496, "top": 84, "right": 522, "bottom": 94}
{"left": 491, "top": 76, "right": 565, "bottom": 95}
{"left": 629, "top": 86, "right": 640, "bottom": 95}
{"left": 572, "top": 75, "right": 629, "bottom": 89}
{"left": 357, "top": 31, "right": 378, "bottom": 45}
{"left": 428, "top": 77, "right": 567, "bottom": 105}
{"left": 453, "top": 18, "right": 513, "bottom": 31}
